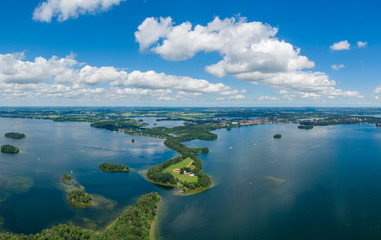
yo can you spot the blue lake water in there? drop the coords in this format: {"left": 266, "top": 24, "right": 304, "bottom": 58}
{"left": 131, "top": 117, "right": 185, "bottom": 128}
{"left": 1, "top": 118, "right": 381, "bottom": 239}
{"left": 0, "top": 117, "right": 177, "bottom": 234}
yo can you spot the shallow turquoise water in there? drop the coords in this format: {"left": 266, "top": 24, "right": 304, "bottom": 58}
{"left": 2, "top": 118, "right": 381, "bottom": 239}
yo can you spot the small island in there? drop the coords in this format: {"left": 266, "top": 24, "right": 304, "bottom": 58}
{"left": 298, "top": 125, "right": 314, "bottom": 130}
{"left": 5, "top": 132, "right": 26, "bottom": 139}
{"left": 273, "top": 134, "right": 282, "bottom": 139}
{"left": 62, "top": 173, "right": 71, "bottom": 182}
{"left": 67, "top": 190, "right": 92, "bottom": 207}
{"left": 99, "top": 162, "right": 130, "bottom": 172}
{"left": 1, "top": 144, "right": 20, "bottom": 154}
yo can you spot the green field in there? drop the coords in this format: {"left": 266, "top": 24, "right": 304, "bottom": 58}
{"left": 163, "top": 157, "right": 198, "bottom": 183}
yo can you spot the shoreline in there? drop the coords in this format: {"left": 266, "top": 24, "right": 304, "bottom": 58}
{"left": 149, "top": 199, "right": 163, "bottom": 240}
{"left": 99, "top": 169, "right": 130, "bottom": 173}
{"left": 146, "top": 177, "right": 178, "bottom": 188}
{"left": 147, "top": 176, "right": 214, "bottom": 195}
{"left": 174, "top": 182, "right": 215, "bottom": 196}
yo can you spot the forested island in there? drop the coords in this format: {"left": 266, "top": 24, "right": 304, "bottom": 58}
{"left": 0, "top": 192, "right": 160, "bottom": 240}
{"left": 1, "top": 144, "right": 19, "bottom": 154}
{"left": 62, "top": 173, "right": 71, "bottom": 182}
{"left": 67, "top": 190, "right": 92, "bottom": 207}
{"left": 99, "top": 162, "right": 130, "bottom": 172}
{"left": 273, "top": 134, "right": 282, "bottom": 139}
{"left": 298, "top": 125, "right": 314, "bottom": 130}
{"left": 5, "top": 132, "right": 26, "bottom": 139}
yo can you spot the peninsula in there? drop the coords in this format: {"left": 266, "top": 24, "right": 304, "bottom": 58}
{"left": 127, "top": 124, "right": 213, "bottom": 193}
{"left": 91, "top": 119, "right": 213, "bottom": 193}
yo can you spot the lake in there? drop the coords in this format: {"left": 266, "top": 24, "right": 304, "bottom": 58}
{"left": 0, "top": 117, "right": 177, "bottom": 234}
{"left": 131, "top": 117, "right": 185, "bottom": 128}
{"left": 1, "top": 118, "right": 381, "bottom": 239}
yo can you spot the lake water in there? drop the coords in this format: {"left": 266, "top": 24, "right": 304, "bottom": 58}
{"left": 131, "top": 117, "right": 185, "bottom": 128}
{"left": 0, "top": 117, "right": 177, "bottom": 234}
{"left": 1, "top": 118, "right": 381, "bottom": 239}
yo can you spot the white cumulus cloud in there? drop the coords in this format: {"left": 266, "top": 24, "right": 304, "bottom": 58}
{"left": 135, "top": 16, "right": 362, "bottom": 100}
{"left": 357, "top": 41, "right": 368, "bottom": 48}
{"left": 330, "top": 40, "right": 350, "bottom": 51}
{"left": 33, "top": 0, "right": 126, "bottom": 22}
{"left": 0, "top": 52, "right": 244, "bottom": 103}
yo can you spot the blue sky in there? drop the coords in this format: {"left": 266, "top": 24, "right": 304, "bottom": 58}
{"left": 0, "top": 0, "right": 380, "bottom": 106}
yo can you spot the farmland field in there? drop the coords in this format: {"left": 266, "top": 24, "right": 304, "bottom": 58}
{"left": 163, "top": 157, "right": 198, "bottom": 183}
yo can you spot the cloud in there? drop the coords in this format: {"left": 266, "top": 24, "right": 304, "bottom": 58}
{"left": 135, "top": 17, "right": 174, "bottom": 51}
{"left": 111, "top": 70, "right": 234, "bottom": 94}
{"left": 228, "top": 94, "right": 245, "bottom": 100}
{"left": 0, "top": 52, "right": 77, "bottom": 84}
{"left": 330, "top": 40, "right": 350, "bottom": 51}
{"left": 0, "top": 52, "right": 244, "bottom": 103}
{"left": 331, "top": 64, "right": 344, "bottom": 70}
{"left": 33, "top": 0, "right": 125, "bottom": 22}
{"left": 374, "top": 86, "right": 381, "bottom": 95}
{"left": 357, "top": 41, "right": 368, "bottom": 48}
{"left": 158, "top": 96, "right": 175, "bottom": 101}
{"left": 279, "top": 89, "right": 362, "bottom": 100}
{"left": 136, "top": 16, "right": 361, "bottom": 99}
{"left": 257, "top": 96, "right": 280, "bottom": 101}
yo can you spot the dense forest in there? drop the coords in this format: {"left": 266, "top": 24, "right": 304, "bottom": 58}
{"left": 5, "top": 132, "right": 26, "bottom": 139}
{"left": 90, "top": 119, "right": 146, "bottom": 131}
{"left": 0, "top": 192, "right": 160, "bottom": 240}
{"left": 99, "top": 162, "right": 130, "bottom": 172}
{"left": 1, "top": 144, "right": 19, "bottom": 154}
